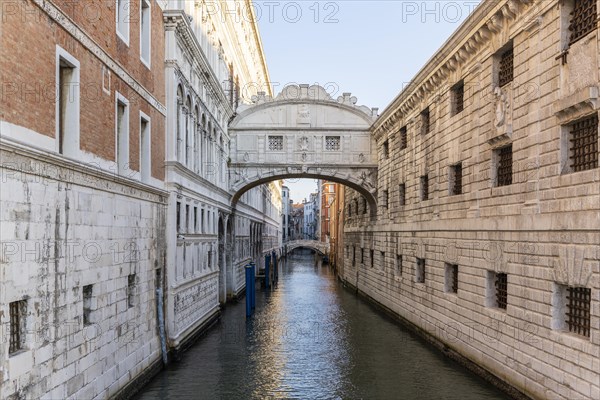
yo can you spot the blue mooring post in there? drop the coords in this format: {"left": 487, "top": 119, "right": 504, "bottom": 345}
{"left": 245, "top": 264, "right": 252, "bottom": 317}
{"left": 265, "top": 255, "right": 270, "bottom": 290}
{"left": 250, "top": 262, "right": 256, "bottom": 309}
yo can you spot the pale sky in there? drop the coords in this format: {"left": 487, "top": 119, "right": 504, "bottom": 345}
{"left": 255, "top": 0, "right": 481, "bottom": 201}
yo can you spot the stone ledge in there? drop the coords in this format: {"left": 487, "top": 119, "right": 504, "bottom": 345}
{"left": 554, "top": 86, "right": 599, "bottom": 125}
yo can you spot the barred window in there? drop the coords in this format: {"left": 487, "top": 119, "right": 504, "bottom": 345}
{"left": 9, "top": 300, "right": 27, "bottom": 354}
{"left": 399, "top": 126, "right": 407, "bottom": 150}
{"left": 450, "top": 163, "right": 462, "bottom": 195}
{"left": 420, "top": 174, "right": 429, "bottom": 201}
{"left": 495, "top": 145, "right": 513, "bottom": 187}
{"left": 325, "top": 136, "right": 340, "bottom": 151}
{"left": 352, "top": 246, "right": 356, "bottom": 265}
{"left": 569, "top": 0, "right": 597, "bottom": 45}
{"left": 383, "top": 140, "right": 389, "bottom": 159}
{"left": 383, "top": 190, "right": 389, "bottom": 208}
{"left": 451, "top": 80, "right": 465, "bottom": 115}
{"left": 416, "top": 258, "right": 425, "bottom": 283}
{"left": 567, "top": 287, "right": 591, "bottom": 337}
{"left": 495, "top": 273, "right": 508, "bottom": 309}
{"left": 445, "top": 264, "right": 458, "bottom": 293}
{"left": 396, "top": 254, "right": 403, "bottom": 277}
{"left": 498, "top": 47, "right": 514, "bottom": 87}
{"left": 127, "top": 274, "right": 136, "bottom": 308}
{"left": 361, "top": 248, "right": 364, "bottom": 264}
{"left": 421, "top": 107, "right": 431, "bottom": 134}
{"left": 399, "top": 183, "right": 406, "bottom": 206}
{"left": 83, "top": 285, "right": 93, "bottom": 325}
{"left": 268, "top": 135, "right": 284, "bottom": 151}
{"left": 569, "top": 114, "right": 598, "bottom": 172}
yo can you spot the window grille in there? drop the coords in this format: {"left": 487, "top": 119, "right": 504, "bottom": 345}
{"left": 570, "top": 115, "right": 598, "bottom": 172}
{"left": 399, "top": 183, "right": 406, "bottom": 206}
{"left": 383, "top": 140, "right": 389, "bottom": 158}
{"left": 325, "top": 136, "right": 340, "bottom": 151}
{"left": 566, "top": 287, "right": 591, "bottom": 337}
{"left": 383, "top": 190, "right": 389, "bottom": 208}
{"left": 416, "top": 258, "right": 425, "bottom": 283}
{"left": 396, "top": 254, "right": 403, "bottom": 276}
{"left": 495, "top": 273, "right": 508, "bottom": 309}
{"left": 268, "top": 136, "right": 283, "bottom": 151}
{"left": 421, "top": 175, "right": 429, "bottom": 200}
{"left": 499, "top": 47, "right": 514, "bottom": 87}
{"left": 496, "top": 145, "right": 513, "bottom": 186}
{"left": 9, "top": 300, "right": 26, "bottom": 354}
{"left": 421, "top": 108, "right": 431, "bottom": 134}
{"left": 451, "top": 163, "right": 462, "bottom": 195}
{"left": 362, "top": 198, "right": 367, "bottom": 214}
{"left": 452, "top": 81, "right": 464, "bottom": 114}
{"left": 399, "top": 126, "right": 408, "bottom": 150}
{"left": 569, "top": 0, "right": 597, "bottom": 45}
{"left": 451, "top": 264, "right": 458, "bottom": 293}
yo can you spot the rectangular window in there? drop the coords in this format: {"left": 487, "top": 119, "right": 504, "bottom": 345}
{"left": 208, "top": 250, "right": 213, "bottom": 269}
{"left": 176, "top": 202, "right": 181, "bottom": 233}
{"left": 396, "top": 254, "right": 403, "bottom": 277}
{"left": 450, "top": 163, "right": 462, "bottom": 195}
{"left": 360, "top": 248, "right": 364, "bottom": 264}
{"left": 399, "top": 126, "right": 407, "bottom": 150}
{"left": 201, "top": 209, "right": 205, "bottom": 233}
{"left": 554, "top": 284, "right": 591, "bottom": 337}
{"left": 399, "top": 183, "right": 406, "bottom": 206}
{"left": 421, "top": 107, "right": 431, "bottom": 134}
{"left": 127, "top": 274, "right": 136, "bottom": 308}
{"left": 83, "top": 285, "right": 93, "bottom": 326}
{"left": 445, "top": 264, "right": 458, "bottom": 293}
{"left": 268, "top": 135, "right": 283, "bottom": 151}
{"left": 140, "top": 0, "right": 151, "bottom": 66}
{"left": 420, "top": 174, "right": 429, "bottom": 201}
{"left": 57, "top": 52, "right": 80, "bottom": 157}
{"left": 116, "top": 0, "right": 130, "bottom": 44}
{"left": 416, "top": 258, "right": 425, "bottom": 283}
{"left": 383, "top": 140, "right": 389, "bottom": 159}
{"left": 185, "top": 205, "right": 190, "bottom": 233}
{"left": 383, "top": 190, "right": 388, "bottom": 208}
{"left": 370, "top": 250, "right": 374, "bottom": 268}
{"left": 9, "top": 300, "right": 26, "bottom": 355}
{"left": 362, "top": 198, "right": 367, "bottom": 214}
{"left": 569, "top": 0, "right": 597, "bottom": 45}
{"left": 352, "top": 246, "right": 356, "bottom": 265}
{"left": 569, "top": 114, "right": 598, "bottom": 172}
{"left": 325, "top": 136, "right": 341, "bottom": 151}
{"left": 495, "top": 144, "right": 513, "bottom": 187}
{"left": 140, "top": 115, "right": 151, "bottom": 183}
{"left": 451, "top": 80, "right": 464, "bottom": 115}
{"left": 498, "top": 46, "right": 514, "bottom": 87}
{"left": 495, "top": 273, "right": 508, "bottom": 309}
{"left": 347, "top": 203, "right": 352, "bottom": 217}
{"left": 116, "top": 95, "right": 129, "bottom": 175}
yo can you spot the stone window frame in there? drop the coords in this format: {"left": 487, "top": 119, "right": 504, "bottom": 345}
{"left": 140, "top": 0, "right": 151, "bottom": 68}
{"left": 55, "top": 45, "right": 81, "bottom": 158}
{"left": 399, "top": 126, "right": 408, "bottom": 150}
{"left": 444, "top": 263, "right": 459, "bottom": 294}
{"left": 9, "top": 299, "right": 27, "bottom": 355}
{"left": 325, "top": 136, "right": 341, "bottom": 151}
{"left": 492, "top": 41, "right": 514, "bottom": 88}
{"left": 116, "top": 0, "right": 131, "bottom": 46}
{"left": 139, "top": 111, "right": 152, "bottom": 183}
{"left": 450, "top": 79, "right": 465, "bottom": 116}
{"left": 268, "top": 135, "right": 284, "bottom": 151}
{"left": 552, "top": 283, "right": 592, "bottom": 339}
{"left": 560, "top": 113, "right": 599, "bottom": 174}
{"left": 449, "top": 162, "right": 463, "bottom": 195}
{"left": 485, "top": 271, "right": 508, "bottom": 311}
{"left": 492, "top": 144, "right": 513, "bottom": 187}
{"left": 115, "top": 91, "right": 130, "bottom": 176}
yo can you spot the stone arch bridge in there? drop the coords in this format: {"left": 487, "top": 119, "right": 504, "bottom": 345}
{"left": 229, "top": 84, "right": 379, "bottom": 216}
{"left": 285, "top": 240, "right": 330, "bottom": 256}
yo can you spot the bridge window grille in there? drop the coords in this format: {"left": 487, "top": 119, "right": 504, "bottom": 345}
{"left": 9, "top": 300, "right": 26, "bottom": 355}
{"left": 399, "top": 183, "right": 406, "bottom": 206}
{"left": 566, "top": 287, "right": 591, "bottom": 337}
{"left": 383, "top": 140, "right": 389, "bottom": 159}
{"left": 421, "top": 107, "right": 431, "bottom": 134}
{"left": 498, "top": 47, "right": 513, "bottom": 87}
{"left": 451, "top": 80, "right": 465, "bottom": 115}
{"left": 399, "top": 126, "right": 407, "bottom": 150}
{"left": 325, "top": 136, "right": 341, "bottom": 151}
{"left": 569, "top": 0, "right": 597, "bottom": 45}
{"left": 450, "top": 163, "right": 462, "bottom": 195}
{"left": 420, "top": 174, "right": 429, "bottom": 201}
{"left": 396, "top": 255, "right": 403, "bottom": 277}
{"left": 268, "top": 136, "right": 283, "bottom": 151}
{"left": 569, "top": 114, "right": 598, "bottom": 172}
{"left": 495, "top": 273, "right": 508, "bottom": 309}
{"left": 495, "top": 145, "right": 513, "bottom": 186}
{"left": 416, "top": 258, "right": 425, "bottom": 283}
{"left": 445, "top": 264, "right": 458, "bottom": 293}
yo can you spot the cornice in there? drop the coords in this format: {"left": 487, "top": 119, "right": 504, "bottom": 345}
{"left": 373, "top": 0, "right": 539, "bottom": 137}
{"left": 164, "top": 10, "right": 234, "bottom": 118}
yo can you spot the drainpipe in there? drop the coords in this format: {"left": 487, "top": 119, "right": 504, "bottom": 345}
{"left": 156, "top": 278, "right": 168, "bottom": 365}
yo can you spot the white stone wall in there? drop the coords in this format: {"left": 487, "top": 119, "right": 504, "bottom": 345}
{"left": 343, "top": 1, "right": 600, "bottom": 399}
{"left": 0, "top": 141, "right": 165, "bottom": 399}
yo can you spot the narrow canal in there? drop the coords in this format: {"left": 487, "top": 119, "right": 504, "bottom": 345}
{"left": 138, "top": 250, "right": 510, "bottom": 400}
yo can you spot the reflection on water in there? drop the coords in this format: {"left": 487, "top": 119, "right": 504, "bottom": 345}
{"left": 137, "top": 250, "right": 510, "bottom": 400}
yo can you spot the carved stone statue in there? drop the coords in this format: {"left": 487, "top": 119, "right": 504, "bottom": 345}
{"left": 493, "top": 86, "right": 509, "bottom": 128}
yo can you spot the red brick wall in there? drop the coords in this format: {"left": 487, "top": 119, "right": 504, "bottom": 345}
{"left": 0, "top": 0, "right": 165, "bottom": 180}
